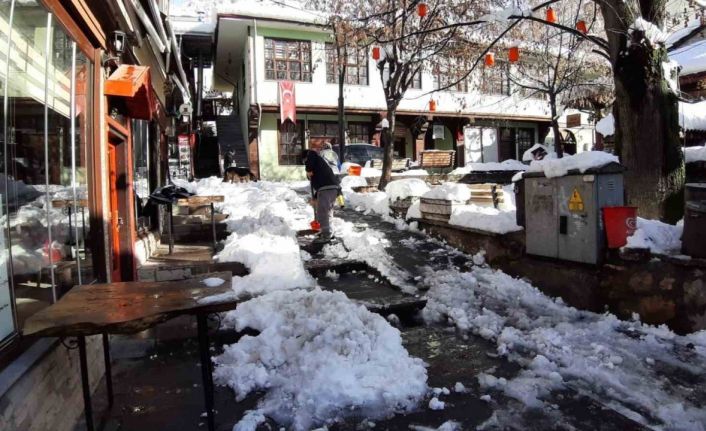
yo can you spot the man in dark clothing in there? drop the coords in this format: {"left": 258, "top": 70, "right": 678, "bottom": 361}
{"left": 302, "top": 149, "right": 341, "bottom": 243}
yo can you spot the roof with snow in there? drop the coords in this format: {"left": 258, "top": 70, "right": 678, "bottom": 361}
{"left": 670, "top": 38, "right": 706, "bottom": 76}
{"left": 596, "top": 101, "right": 706, "bottom": 138}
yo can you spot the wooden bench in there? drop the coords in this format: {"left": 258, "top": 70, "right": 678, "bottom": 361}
{"left": 370, "top": 158, "right": 411, "bottom": 172}
{"left": 420, "top": 150, "right": 455, "bottom": 169}
{"left": 468, "top": 183, "right": 504, "bottom": 209}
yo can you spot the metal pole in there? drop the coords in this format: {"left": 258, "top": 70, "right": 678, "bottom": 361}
{"left": 211, "top": 202, "right": 216, "bottom": 251}
{"left": 197, "top": 314, "right": 215, "bottom": 431}
{"left": 77, "top": 336, "right": 94, "bottom": 431}
{"left": 167, "top": 203, "right": 174, "bottom": 254}
{"left": 102, "top": 333, "right": 114, "bottom": 408}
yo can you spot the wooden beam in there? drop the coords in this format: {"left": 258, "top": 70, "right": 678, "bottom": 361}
{"left": 70, "top": 0, "right": 106, "bottom": 50}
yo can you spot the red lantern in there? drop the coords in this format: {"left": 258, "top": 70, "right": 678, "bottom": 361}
{"left": 508, "top": 46, "right": 520, "bottom": 63}
{"left": 484, "top": 52, "right": 495, "bottom": 67}
{"left": 546, "top": 7, "right": 557, "bottom": 23}
{"left": 429, "top": 99, "right": 437, "bottom": 112}
{"left": 372, "top": 46, "right": 380, "bottom": 60}
{"left": 417, "top": 3, "right": 428, "bottom": 18}
{"left": 576, "top": 20, "right": 588, "bottom": 34}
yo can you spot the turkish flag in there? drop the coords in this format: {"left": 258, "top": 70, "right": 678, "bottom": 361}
{"left": 279, "top": 81, "right": 296, "bottom": 124}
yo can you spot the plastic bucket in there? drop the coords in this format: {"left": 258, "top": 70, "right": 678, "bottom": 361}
{"left": 348, "top": 165, "right": 362, "bottom": 176}
{"left": 602, "top": 206, "right": 638, "bottom": 248}
{"left": 310, "top": 220, "right": 321, "bottom": 232}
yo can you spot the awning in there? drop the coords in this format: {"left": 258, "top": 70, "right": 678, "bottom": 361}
{"left": 105, "top": 64, "right": 155, "bottom": 121}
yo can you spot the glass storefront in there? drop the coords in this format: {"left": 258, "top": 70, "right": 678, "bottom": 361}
{"left": 0, "top": 0, "right": 96, "bottom": 344}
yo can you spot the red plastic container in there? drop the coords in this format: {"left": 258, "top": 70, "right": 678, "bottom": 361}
{"left": 348, "top": 165, "right": 362, "bottom": 176}
{"left": 602, "top": 206, "right": 638, "bottom": 248}
{"left": 310, "top": 220, "right": 321, "bottom": 232}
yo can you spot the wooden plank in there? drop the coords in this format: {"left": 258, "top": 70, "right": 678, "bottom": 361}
{"left": 176, "top": 195, "right": 225, "bottom": 206}
{"left": 22, "top": 273, "right": 241, "bottom": 337}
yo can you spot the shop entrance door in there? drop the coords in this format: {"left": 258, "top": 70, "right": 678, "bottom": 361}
{"left": 108, "top": 143, "right": 121, "bottom": 282}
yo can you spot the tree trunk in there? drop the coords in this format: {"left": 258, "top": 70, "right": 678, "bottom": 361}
{"left": 601, "top": 1, "right": 684, "bottom": 222}
{"left": 378, "top": 110, "right": 396, "bottom": 190}
{"left": 550, "top": 94, "right": 563, "bottom": 158}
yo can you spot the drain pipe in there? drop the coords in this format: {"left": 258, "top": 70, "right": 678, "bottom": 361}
{"left": 253, "top": 19, "right": 262, "bottom": 178}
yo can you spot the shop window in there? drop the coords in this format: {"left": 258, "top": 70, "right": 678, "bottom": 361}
{"left": 278, "top": 120, "right": 304, "bottom": 165}
{"left": 348, "top": 123, "right": 370, "bottom": 144}
{"left": 325, "top": 43, "right": 368, "bottom": 86}
{"left": 132, "top": 120, "right": 155, "bottom": 233}
{"left": 265, "top": 38, "right": 312, "bottom": 82}
{"left": 0, "top": 1, "right": 96, "bottom": 341}
{"left": 308, "top": 121, "right": 338, "bottom": 151}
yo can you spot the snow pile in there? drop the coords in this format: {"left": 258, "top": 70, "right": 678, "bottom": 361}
{"left": 685, "top": 145, "right": 706, "bottom": 163}
{"left": 177, "top": 178, "right": 315, "bottom": 296}
{"left": 214, "top": 289, "right": 428, "bottom": 430}
{"left": 422, "top": 183, "right": 471, "bottom": 202}
{"left": 595, "top": 114, "right": 615, "bottom": 137}
{"left": 345, "top": 191, "right": 390, "bottom": 216}
{"left": 450, "top": 159, "right": 527, "bottom": 175}
{"left": 394, "top": 169, "right": 429, "bottom": 176}
{"left": 385, "top": 179, "right": 430, "bottom": 203}
{"left": 340, "top": 175, "right": 368, "bottom": 191}
{"left": 527, "top": 151, "right": 619, "bottom": 178}
{"left": 449, "top": 204, "right": 522, "bottom": 234}
{"left": 421, "top": 263, "right": 706, "bottom": 429}
{"left": 406, "top": 201, "right": 422, "bottom": 220}
{"left": 521, "top": 144, "right": 556, "bottom": 162}
{"left": 625, "top": 217, "right": 683, "bottom": 255}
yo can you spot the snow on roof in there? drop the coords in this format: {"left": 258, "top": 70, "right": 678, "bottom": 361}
{"left": 685, "top": 145, "right": 706, "bottom": 163}
{"left": 667, "top": 18, "right": 703, "bottom": 47}
{"left": 450, "top": 159, "right": 528, "bottom": 175}
{"left": 670, "top": 38, "right": 706, "bottom": 76}
{"left": 526, "top": 151, "right": 620, "bottom": 178}
{"left": 597, "top": 101, "right": 706, "bottom": 138}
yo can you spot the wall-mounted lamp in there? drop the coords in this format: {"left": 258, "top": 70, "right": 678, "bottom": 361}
{"left": 112, "top": 30, "right": 127, "bottom": 56}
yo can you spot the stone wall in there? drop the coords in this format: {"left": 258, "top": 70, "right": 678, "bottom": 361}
{"left": 0, "top": 336, "right": 105, "bottom": 431}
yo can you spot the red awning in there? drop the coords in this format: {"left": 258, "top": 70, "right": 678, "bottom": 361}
{"left": 105, "top": 65, "right": 155, "bottom": 121}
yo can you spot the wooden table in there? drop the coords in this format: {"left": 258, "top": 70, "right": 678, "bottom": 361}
{"left": 23, "top": 273, "right": 239, "bottom": 431}
{"left": 167, "top": 195, "right": 225, "bottom": 254}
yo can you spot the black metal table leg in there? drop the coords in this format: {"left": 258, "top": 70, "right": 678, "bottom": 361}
{"left": 68, "top": 206, "right": 74, "bottom": 249}
{"left": 168, "top": 203, "right": 174, "bottom": 255}
{"left": 197, "top": 314, "right": 215, "bottom": 431}
{"left": 102, "top": 333, "right": 114, "bottom": 408}
{"left": 77, "top": 336, "right": 94, "bottom": 431}
{"left": 211, "top": 202, "right": 217, "bottom": 251}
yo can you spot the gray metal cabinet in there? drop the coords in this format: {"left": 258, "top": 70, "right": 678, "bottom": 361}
{"left": 524, "top": 164, "right": 624, "bottom": 264}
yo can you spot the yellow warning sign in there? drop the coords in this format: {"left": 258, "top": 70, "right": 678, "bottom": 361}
{"left": 569, "top": 188, "right": 585, "bottom": 212}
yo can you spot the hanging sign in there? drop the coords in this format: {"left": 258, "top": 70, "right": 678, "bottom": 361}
{"left": 279, "top": 81, "right": 297, "bottom": 124}
{"left": 568, "top": 188, "right": 585, "bottom": 212}
{"left": 432, "top": 124, "right": 445, "bottom": 140}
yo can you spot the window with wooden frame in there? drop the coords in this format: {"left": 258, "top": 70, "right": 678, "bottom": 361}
{"left": 480, "top": 61, "right": 510, "bottom": 96}
{"left": 409, "top": 70, "right": 422, "bottom": 89}
{"left": 432, "top": 65, "right": 468, "bottom": 92}
{"left": 308, "top": 121, "right": 339, "bottom": 151}
{"left": 265, "top": 38, "right": 312, "bottom": 82}
{"left": 516, "top": 127, "right": 534, "bottom": 158}
{"left": 278, "top": 120, "right": 305, "bottom": 165}
{"left": 348, "top": 122, "right": 370, "bottom": 143}
{"left": 325, "top": 43, "right": 368, "bottom": 85}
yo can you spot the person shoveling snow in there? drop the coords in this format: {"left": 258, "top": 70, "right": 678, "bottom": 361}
{"left": 302, "top": 149, "right": 342, "bottom": 244}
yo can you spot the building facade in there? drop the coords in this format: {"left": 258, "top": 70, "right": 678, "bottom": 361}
{"left": 0, "top": 1, "right": 188, "bottom": 429}
{"left": 171, "top": 0, "right": 554, "bottom": 181}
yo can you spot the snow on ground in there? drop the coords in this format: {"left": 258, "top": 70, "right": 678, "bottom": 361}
{"left": 420, "top": 259, "right": 706, "bottom": 430}
{"left": 526, "top": 151, "right": 620, "bottom": 178}
{"left": 174, "top": 178, "right": 315, "bottom": 296}
{"left": 449, "top": 204, "right": 522, "bottom": 234}
{"left": 385, "top": 178, "right": 430, "bottom": 203}
{"left": 685, "top": 145, "right": 706, "bottom": 163}
{"left": 213, "top": 289, "right": 428, "bottom": 431}
{"left": 422, "top": 183, "right": 471, "bottom": 201}
{"left": 450, "top": 160, "right": 527, "bottom": 175}
{"left": 625, "top": 217, "right": 683, "bottom": 255}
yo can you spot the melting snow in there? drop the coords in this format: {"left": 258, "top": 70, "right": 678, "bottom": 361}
{"left": 625, "top": 217, "right": 683, "bottom": 255}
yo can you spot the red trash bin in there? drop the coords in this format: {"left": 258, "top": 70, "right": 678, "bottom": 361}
{"left": 602, "top": 206, "right": 638, "bottom": 248}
